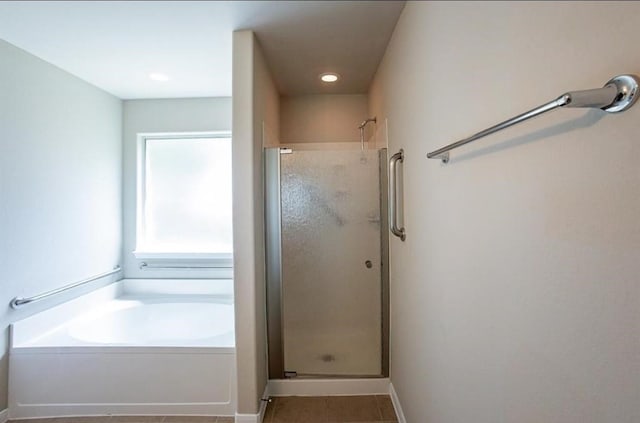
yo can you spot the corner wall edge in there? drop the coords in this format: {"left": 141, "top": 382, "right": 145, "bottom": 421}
{"left": 235, "top": 385, "right": 269, "bottom": 423}
{"left": 389, "top": 382, "right": 407, "bottom": 423}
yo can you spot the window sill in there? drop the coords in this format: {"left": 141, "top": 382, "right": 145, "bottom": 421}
{"left": 133, "top": 251, "right": 233, "bottom": 268}
{"left": 133, "top": 251, "right": 231, "bottom": 259}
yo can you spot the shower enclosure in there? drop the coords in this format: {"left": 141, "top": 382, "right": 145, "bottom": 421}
{"left": 265, "top": 147, "right": 389, "bottom": 378}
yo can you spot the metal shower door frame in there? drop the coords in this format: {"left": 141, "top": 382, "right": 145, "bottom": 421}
{"left": 264, "top": 147, "right": 389, "bottom": 379}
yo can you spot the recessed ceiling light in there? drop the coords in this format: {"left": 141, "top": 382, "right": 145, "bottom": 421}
{"left": 149, "top": 72, "right": 170, "bottom": 82}
{"left": 320, "top": 73, "right": 339, "bottom": 83}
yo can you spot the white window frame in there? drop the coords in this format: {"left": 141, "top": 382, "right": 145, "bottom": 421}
{"left": 133, "top": 131, "right": 233, "bottom": 268}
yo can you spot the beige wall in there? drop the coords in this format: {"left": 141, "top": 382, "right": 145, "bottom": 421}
{"left": 279, "top": 94, "right": 368, "bottom": 145}
{"left": 0, "top": 40, "right": 122, "bottom": 411}
{"left": 232, "top": 30, "right": 280, "bottom": 416}
{"left": 370, "top": 2, "right": 640, "bottom": 422}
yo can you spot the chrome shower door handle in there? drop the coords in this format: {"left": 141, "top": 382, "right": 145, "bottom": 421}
{"left": 389, "top": 149, "right": 406, "bottom": 241}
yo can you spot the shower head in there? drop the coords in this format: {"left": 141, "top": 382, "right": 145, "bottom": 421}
{"left": 358, "top": 117, "right": 377, "bottom": 129}
{"left": 358, "top": 116, "right": 377, "bottom": 151}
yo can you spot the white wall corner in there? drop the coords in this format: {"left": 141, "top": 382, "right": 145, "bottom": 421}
{"left": 0, "top": 408, "right": 8, "bottom": 423}
{"left": 235, "top": 385, "right": 269, "bottom": 423}
{"left": 389, "top": 383, "right": 407, "bottom": 423}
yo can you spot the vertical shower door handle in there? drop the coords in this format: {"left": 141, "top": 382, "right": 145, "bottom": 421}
{"left": 389, "top": 149, "right": 406, "bottom": 241}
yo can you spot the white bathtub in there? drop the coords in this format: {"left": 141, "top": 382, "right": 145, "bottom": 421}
{"left": 8, "top": 279, "right": 236, "bottom": 419}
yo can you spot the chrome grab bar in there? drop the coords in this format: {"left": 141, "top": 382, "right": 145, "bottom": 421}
{"left": 10, "top": 266, "right": 121, "bottom": 309}
{"left": 139, "top": 262, "right": 226, "bottom": 270}
{"left": 389, "top": 149, "right": 406, "bottom": 241}
{"left": 427, "top": 74, "right": 639, "bottom": 163}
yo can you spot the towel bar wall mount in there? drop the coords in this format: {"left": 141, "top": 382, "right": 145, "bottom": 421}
{"left": 427, "top": 74, "right": 639, "bottom": 163}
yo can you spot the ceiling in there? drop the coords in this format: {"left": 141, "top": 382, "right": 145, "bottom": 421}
{"left": 0, "top": 1, "right": 405, "bottom": 99}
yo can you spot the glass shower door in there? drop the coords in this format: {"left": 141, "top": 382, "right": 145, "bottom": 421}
{"left": 280, "top": 149, "right": 383, "bottom": 377}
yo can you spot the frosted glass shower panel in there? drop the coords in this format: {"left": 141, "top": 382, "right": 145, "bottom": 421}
{"left": 281, "top": 150, "right": 382, "bottom": 376}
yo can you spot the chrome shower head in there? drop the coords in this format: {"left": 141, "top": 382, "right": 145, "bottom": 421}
{"left": 358, "top": 117, "right": 377, "bottom": 129}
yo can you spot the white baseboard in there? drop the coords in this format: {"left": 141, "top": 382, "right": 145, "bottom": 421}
{"left": 0, "top": 408, "right": 8, "bottom": 423}
{"left": 235, "top": 384, "right": 269, "bottom": 423}
{"left": 8, "top": 403, "right": 235, "bottom": 423}
{"left": 389, "top": 383, "right": 406, "bottom": 423}
{"left": 258, "top": 384, "right": 269, "bottom": 422}
{"left": 234, "top": 414, "right": 258, "bottom": 423}
{"left": 268, "top": 378, "right": 390, "bottom": 397}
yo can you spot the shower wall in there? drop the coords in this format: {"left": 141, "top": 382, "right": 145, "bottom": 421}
{"left": 267, "top": 83, "right": 391, "bottom": 380}
{"left": 278, "top": 94, "right": 369, "bottom": 145}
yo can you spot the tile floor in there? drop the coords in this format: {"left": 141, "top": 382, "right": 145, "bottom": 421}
{"left": 7, "top": 396, "right": 398, "bottom": 423}
{"left": 264, "top": 395, "right": 398, "bottom": 423}
{"left": 8, "top": 417, "right": 233, "bottom": 423}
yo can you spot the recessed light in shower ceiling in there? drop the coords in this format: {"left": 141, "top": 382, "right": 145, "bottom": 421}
{"left": 320, "top": 73, "right": 340, "bottom": 83}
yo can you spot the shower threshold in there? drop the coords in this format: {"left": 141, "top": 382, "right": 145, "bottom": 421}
{"left": 268, "top": 377, "right": 390, "bottom": 397}
{"left": 284, "top": 371, "right": 387, "bottom": 379}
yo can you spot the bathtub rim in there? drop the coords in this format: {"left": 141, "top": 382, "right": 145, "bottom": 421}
{"left": 10, "top": 345, "right": 236, "bottom": 355}
{"left": 10, "top": 278, "right": 236, "bottom": 350}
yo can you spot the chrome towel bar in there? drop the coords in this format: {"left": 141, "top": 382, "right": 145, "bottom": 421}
{"left": 389, "top": 149, "right": 406, "bottom": 241}
{"left": 10, "top": 266, "right": 121, "bottom": 309}
{"left": 427, "top": 74, "right": 639, "bottom": 163}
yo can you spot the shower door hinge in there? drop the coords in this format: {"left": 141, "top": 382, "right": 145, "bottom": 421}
{"left": 280, "top": 148, "right": 293, "bottom": 154}
{"left": 284, "top": 370, "right": 298, "bottom": 378}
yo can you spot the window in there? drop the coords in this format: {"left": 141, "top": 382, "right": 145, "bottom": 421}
{"left": 135, "top": 132, "right": 232, "bottom": 266}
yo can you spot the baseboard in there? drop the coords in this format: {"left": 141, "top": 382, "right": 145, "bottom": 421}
{"left": 268, "top": 378, "right": 390, "bottom": 396}
{"left": 235, "top": 384, "right": 269, "bottom": 423}
{"left": 389, "top": 383, "right": 407, "bottom": 423}
{"left": 8, "top": 403, "right": 233, "bottom": 419}
{"left": 0, "top": 408, "right": 8, "bottom": 423}
{"left": 234, "top": 414, "right": 258, "bottom": 423}
{"left": 258, "top": 383, "right": 269, "bottom": 422}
